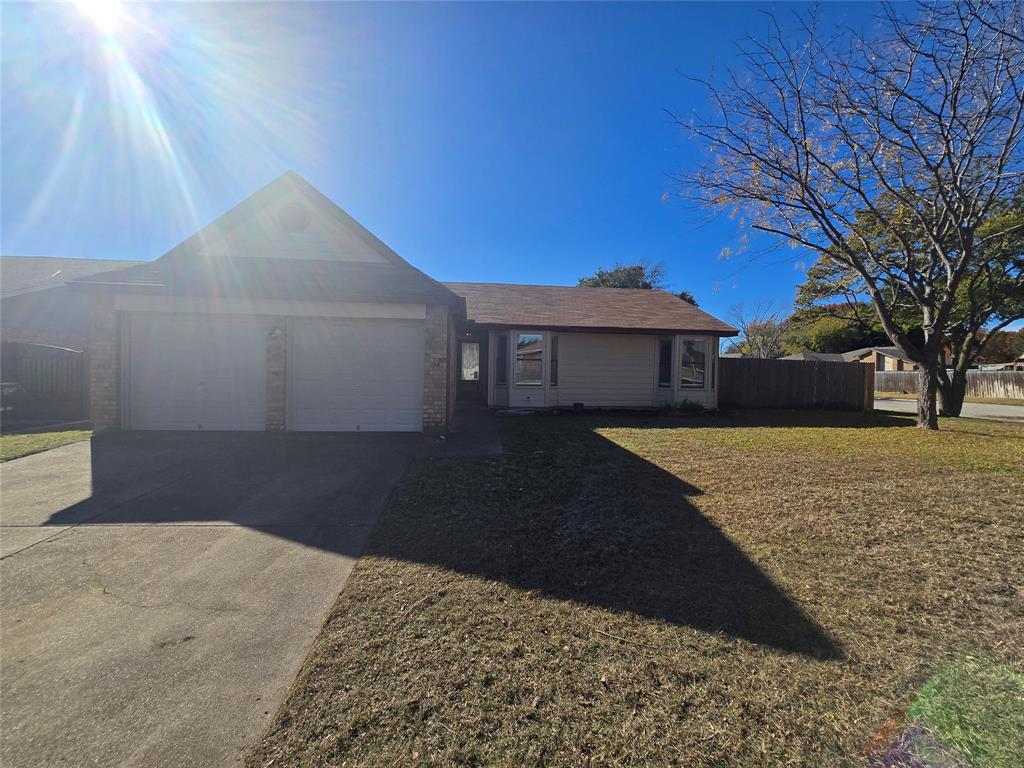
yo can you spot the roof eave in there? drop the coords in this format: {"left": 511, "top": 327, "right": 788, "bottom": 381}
{"left": 464, "top": 320, "right": 739, "bottom": 337}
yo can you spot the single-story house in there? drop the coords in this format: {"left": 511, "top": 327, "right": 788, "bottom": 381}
{"left": 71, "top": 171, "right": 737, "bottom": 432}
{"left": 782, "top": 346, "right": 920, "bottom": 372}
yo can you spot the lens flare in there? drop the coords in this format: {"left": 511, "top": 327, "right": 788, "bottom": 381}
{"left": 3, "top": 2, "right": 335, "bottom": 257}
{"left": 74, "top": 0, "right": 124, "bottom": 35}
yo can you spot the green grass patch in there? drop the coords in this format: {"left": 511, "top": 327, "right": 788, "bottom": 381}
{"left": 908, "top": 656, "right": 1024, "bottom": 768}
{"left": 0, "top": 429, "right": 92, "bottom": 461}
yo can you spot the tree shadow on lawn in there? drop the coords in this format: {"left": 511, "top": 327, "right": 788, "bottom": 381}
{"left": 367, "top": 420, "right": 846, "bottom": 661}
{"left": 42, "top": 423, "right": 844, "bottom": 660}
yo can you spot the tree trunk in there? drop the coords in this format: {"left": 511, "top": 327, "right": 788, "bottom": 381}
{"left": 916, "top": 363, "right": 939, "bottom": 429}
{"left": 938, "top": 366, "right": 968, "bottom": 417}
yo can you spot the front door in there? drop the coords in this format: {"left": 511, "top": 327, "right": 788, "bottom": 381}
{"left": 458, "top": 341, "right": 481, "bottom": 401}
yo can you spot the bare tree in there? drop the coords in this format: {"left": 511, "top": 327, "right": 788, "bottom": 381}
{"left": 725, "top": 301, "right": 788, "bottom": 358}
{"left": 677, "top": 1, "right": 1024, "bottom": 428}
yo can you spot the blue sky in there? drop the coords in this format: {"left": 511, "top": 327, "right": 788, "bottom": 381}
{"left": 2, "top": 1, "right": 883, "bottom": 323}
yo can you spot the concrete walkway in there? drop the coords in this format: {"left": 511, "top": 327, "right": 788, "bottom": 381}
{"left": 875, "top": 398, "right": 1024, "bottom": 422}
{"left": 0, "top": 432, "right": 420, "bottom": 767}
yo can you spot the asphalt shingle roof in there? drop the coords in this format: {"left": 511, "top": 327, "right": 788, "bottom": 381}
{"left": 445, "top": 282, "right": 738, "bottom": 335}
{"left": 1, "top": 255, "right": 145, "bottom": 298}
{"left": 73, "top": 257, "right": 459, "bottom": 305}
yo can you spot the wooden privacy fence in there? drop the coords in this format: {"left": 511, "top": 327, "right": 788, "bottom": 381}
{"left": 0, "top": 342, "right": 86, "bottom": 421}
{"left": 876, "top": 370, "right": 1024, "bottom": 399}
{"left": 719, "top": 358, "right": 874, "bottom": 411}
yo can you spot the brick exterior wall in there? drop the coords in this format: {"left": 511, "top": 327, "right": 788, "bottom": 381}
{"left": 423, "top": 304, "right": 451, "bottom": 429}
{"left": 265, "top": 319, "right": 287, "bottom": 431}
{"left": 84, "top": 305, "right": 449, "bottom": 433}
{"left": 88, "top": 295, "right": 120, "bottom": 431}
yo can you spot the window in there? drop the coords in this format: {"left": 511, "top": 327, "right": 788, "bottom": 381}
{"left": 876, "top": 353, "right": 886, "bottom": 371}
{"left": 495, "top": 334, "right": 508, "bottom": 386}
{"left": 679, "top": 338, "right": 707, "bottom": 388}
{"left": 550, "top": 335, "right": 559, "bottom": 386}
{"left": 657, "top": 336, "right": 673, "bottom": 388}
{"left": 514, "top": 333, "right": 544, "bottom": 385}
{"left": 460, "top": 342, "right": 479, "bottom": 381}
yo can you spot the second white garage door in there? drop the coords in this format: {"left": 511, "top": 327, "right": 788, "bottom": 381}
{"left": 288, "top": 319, "right": 425, "bottom": 432}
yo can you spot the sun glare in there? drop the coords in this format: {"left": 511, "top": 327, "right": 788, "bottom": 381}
{"left": 74, "top": 0, "right": 124, "bottom": 34}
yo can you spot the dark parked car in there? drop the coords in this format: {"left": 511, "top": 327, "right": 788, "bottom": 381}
{"left": 1, "top": 381, "right": 27, "bottom": 417}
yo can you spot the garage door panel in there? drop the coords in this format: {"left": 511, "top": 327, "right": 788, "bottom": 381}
{"left": 128, "top": 314, "right": 266, "bottom": 431}
{"left": 289, "top": 319, "right": 424, "bottom": 432}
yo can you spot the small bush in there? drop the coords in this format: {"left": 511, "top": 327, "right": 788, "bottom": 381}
{"left": 663, "top": 399, "right": 706, "bottom": 415}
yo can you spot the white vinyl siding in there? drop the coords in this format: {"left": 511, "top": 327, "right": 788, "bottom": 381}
{"left": 487, "top": 330, "right": 719, "bottom": 410}
{"left": 552, "top": 333, "right": 657, "bottom": 408}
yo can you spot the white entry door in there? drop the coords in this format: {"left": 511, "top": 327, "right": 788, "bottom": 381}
{"left": 288, "top": 319, "right": 424, "bottom": 432}
{"left": 127, "top": 313, "right": 267, "bottom": 431}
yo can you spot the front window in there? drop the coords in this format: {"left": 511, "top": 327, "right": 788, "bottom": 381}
{"left": 514, "top": 333, "right": 544, "bottom": 386}
{"left": 657, "top": 336, "right": 673, "bottom": 388}
{"left": 495, "top": 334, "right": 508, "bottom": 386}
{"left": 679, "top": 338, "right": 707, "bottom": 388}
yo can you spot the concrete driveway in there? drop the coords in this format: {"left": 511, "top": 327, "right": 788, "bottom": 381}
{"left": 0, "top": 431, "right": 420, "bottom": 767}
{"left": 875, "top": 397, "right": 1024, "bottom": 422}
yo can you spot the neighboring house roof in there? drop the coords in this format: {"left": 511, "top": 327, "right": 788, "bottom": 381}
{"left": 70, "top": 171, "right": 460, "bottom": 306}
{"left": 780, "top": 351, "right": 848, "bottom": 362}
{"left": 1, "top": 255, "right": 145, "bottom": 298}
{"left": 782, "top": 346, "right": 919, "bottom": 364}
{"left": 445, "top": 282, "right": 738, "bottom": 335}
{"left": 842, "top": 346, "right": 916, "bottom": 364}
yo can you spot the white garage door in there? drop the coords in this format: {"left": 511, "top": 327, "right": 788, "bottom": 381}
{"left": 288, "top": 319, "right": 424, "bottom": 432}
{"left": 127, "top": 314, "right": 267, "bottom": 431}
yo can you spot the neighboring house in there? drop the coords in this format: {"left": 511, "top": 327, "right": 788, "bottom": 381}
{"left": 782, "top": 346, "right": 920, "bottom": 371}
{"left": 1, "top": 255, "right": 145, "bottom": 421}
{"left": 1, "top": 255, "right": 144, "bottom": 349}
{"left": 978, "top": 355, "right": 1024, "bottom": 372}
{"left": 846, "top": 346, "right": 920, "bottom": 372}
{"left": 71, "top": 172, "right": 737, "bottom": 433}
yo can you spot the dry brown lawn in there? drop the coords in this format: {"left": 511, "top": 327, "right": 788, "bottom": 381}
{"left": 249, "top": 410, "right": 1023, "bottom": 768}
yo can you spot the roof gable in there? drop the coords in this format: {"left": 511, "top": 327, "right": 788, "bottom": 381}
{"left": 70, "top": 173, "right": 458, "bottom": 306}
{"left": 161, "top": 171, "right": 398, "bottom": 264}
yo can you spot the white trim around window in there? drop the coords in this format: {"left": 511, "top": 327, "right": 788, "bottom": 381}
{"left": 513, "top": 331, "right": 545, "bottom": 386}
{"left": 678, "top": 336, "right": 709, "bottom": 389}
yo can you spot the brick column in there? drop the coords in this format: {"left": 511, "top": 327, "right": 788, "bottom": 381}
{"left": 266, "top": 320, "right": 287, "bottom": 431}
{"left": 88, "top": 295, "right": 120, "bottom": 431}
{"left": 423, "top": 304, "right": 450, "bottom": 429}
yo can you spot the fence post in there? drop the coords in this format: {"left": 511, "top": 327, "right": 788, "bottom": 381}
{"left": 863, "top": 363, "right": 875, "bottom": 412}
